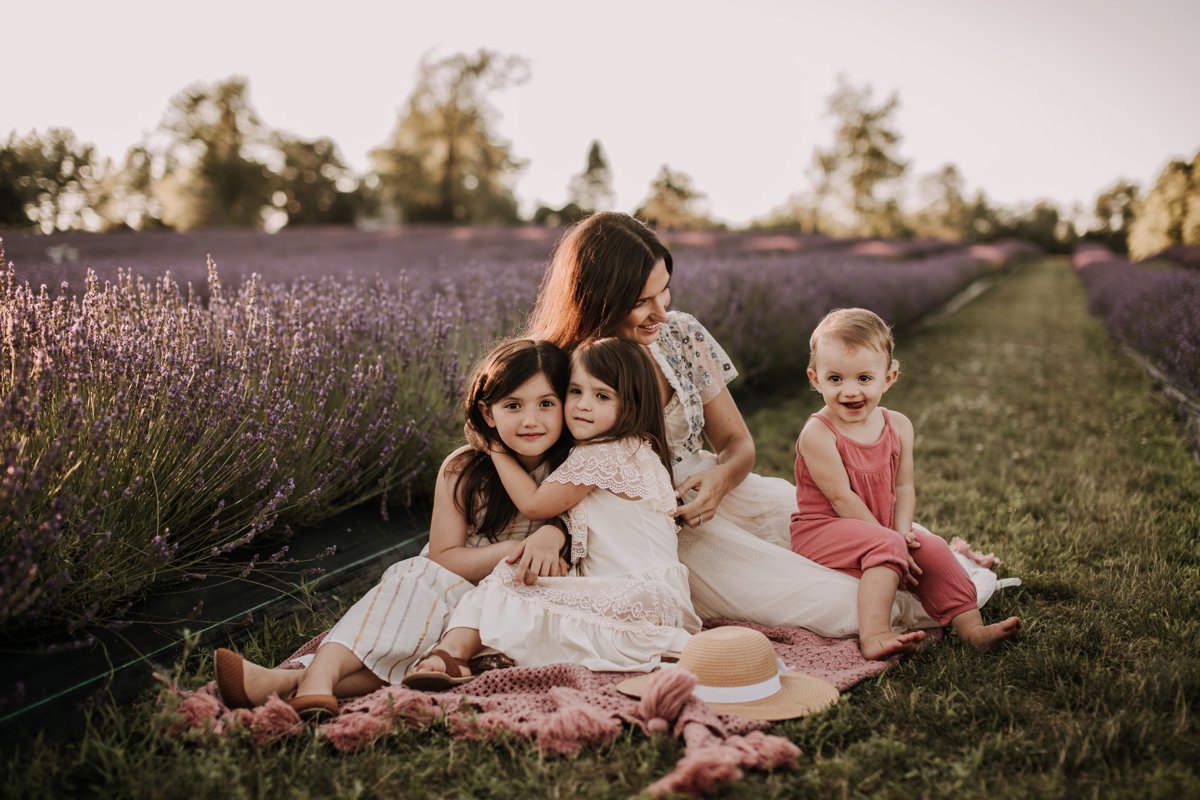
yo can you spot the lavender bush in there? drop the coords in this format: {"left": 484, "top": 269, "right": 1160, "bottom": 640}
{"left": 674, "top": 243, "right": 1037, "bottom": 386}
{"left": 1, "top": 229, "right": 1034, "bottom": 634}
{"left": 0, "top": 250, "right": 493, "bottom": 633}
{"left": 1073, "top": 244, "right": 1200, "bottom": 397}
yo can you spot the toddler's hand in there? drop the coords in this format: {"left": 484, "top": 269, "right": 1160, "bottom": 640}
{"left": 904, "top": 550, "right": 923, "bottom": 587}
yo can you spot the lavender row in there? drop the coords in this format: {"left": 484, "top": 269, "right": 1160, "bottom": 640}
{"left": 675, "top": 241, "right": 1038, "bottom": 386}
{"left": 1, "top": 233, "right": 1032, "bottom": 634}
{"left": 0, "top": 251, "right": 532, "bottom": 634}
{"left": 1073, "top": 244, "right": 1200, "bottom": 397}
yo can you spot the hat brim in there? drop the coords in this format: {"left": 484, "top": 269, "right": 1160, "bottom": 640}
{"left": 616, "top": 670, "right": 840, "bottom": 721}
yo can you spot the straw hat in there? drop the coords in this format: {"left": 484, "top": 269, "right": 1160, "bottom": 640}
{"left": 616, "top": 626, "right": 839, "bottom": 721}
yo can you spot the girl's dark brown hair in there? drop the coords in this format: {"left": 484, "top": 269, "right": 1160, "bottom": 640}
{"left": 451, "top": 339, "right": 571, "bottom": 541}
{"left": 571, "top": 337, "right": 673, "bottom": 484}
{"left": 524, "top": 212, "right": 673, "bottom": 350}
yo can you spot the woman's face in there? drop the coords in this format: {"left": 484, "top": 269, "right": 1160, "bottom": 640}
{"left": 480, "top": 373, "right": 565, "bottom": 471}
{"left": 613, "top": 259, "right": 671, "bottom": 346}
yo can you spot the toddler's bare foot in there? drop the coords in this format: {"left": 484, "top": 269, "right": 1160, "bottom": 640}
{"left": 959, "top": 616, "right": 1022, "bottom": 651}
{"left": 859, "top": 630, "right": 927, "bottom": 660}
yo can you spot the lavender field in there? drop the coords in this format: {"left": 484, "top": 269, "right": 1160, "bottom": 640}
{"left": 1072, "top": 243, "right": 1200, "bottom": 398}
{"left": 1, "top": 227, "right": 1037, "bottom": 634}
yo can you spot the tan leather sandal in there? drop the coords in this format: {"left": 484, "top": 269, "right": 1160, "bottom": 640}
{"left": 288, "top": 693, "right": 338, "bottom": 722}
{"left": 214, "top": 648, "right": 253, "bottom": 709}
{"left": 400, "top": 648, "right": 475, "bottom": 691}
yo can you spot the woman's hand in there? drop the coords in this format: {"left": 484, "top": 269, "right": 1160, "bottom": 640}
{"left": 505, "top": 524, "right": 569, "bottom": 585}
{"left": 676, "top": 386, "right": 756, "bottom": 528}
{"left": 674, "top": 462, "right": 739, "bottom": 528}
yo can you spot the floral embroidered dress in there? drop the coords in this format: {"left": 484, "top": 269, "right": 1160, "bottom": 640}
{"left": 651, "top": 311, "right": 1003, "bottom": 636}
{"left": 448, "top": 437, "right": 701, "bottom": 672}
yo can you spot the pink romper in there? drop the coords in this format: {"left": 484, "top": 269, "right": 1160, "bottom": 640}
{"left": 790, "top": 410, "right": 977, "bottom": 625}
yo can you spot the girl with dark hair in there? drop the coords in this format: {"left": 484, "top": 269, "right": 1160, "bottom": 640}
{"left": 520, "top": 212, "right": 1004, "bottom": 638}
{"left": 402, "top": 338, "right": 701, "bottom": 689}
{"left": 214, "top": 339, "right": 573, "bottom": 720}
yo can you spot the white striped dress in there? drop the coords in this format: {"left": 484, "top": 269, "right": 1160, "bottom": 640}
{"left": 318, "top": 453, "right": 550, "bottom": 684}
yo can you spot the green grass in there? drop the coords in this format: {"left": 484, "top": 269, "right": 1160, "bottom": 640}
{"left": 5, "top": 258, "right": 1199, "bottom": 798}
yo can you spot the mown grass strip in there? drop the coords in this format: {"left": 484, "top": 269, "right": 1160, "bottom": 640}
{"left": 4, "top": 258, "right": 1198, "bottom": 798}
{"left": 748, "top": 256, "right": 1200, "bottom": 797}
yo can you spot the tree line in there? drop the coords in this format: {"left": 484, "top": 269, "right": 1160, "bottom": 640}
{"left": 2, "top": 51, "right": 1196, "bottom": 257}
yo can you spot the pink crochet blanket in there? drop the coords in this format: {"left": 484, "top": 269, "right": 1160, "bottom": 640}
{"left": 160, "top": 621, "right": 888, "bottom": 796}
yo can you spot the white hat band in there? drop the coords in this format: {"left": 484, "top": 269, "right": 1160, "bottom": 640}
{"left": 692, "top": 674, "right": 781, "bottom": 704}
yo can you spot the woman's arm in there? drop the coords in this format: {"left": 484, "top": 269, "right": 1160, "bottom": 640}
{"left": 674, "top": 386, "right": 756, "bottom": 526}
{"left": 797, "top": 420, "right": 883, "bottom": 525}
{"left": 491, "top": 449, "right": 592, "bottom": 520}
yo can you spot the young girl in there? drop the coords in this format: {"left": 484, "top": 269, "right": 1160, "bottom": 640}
{"left": 403, "top": 337, "right": 701, "bottom": 688}
{"left": 214, "top": 339, "right": 574, "bottom": 720}
{"left": 791, "top": 308, "right": 1022, "bottom": 660}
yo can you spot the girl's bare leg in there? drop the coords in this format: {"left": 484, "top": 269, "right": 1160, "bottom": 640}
{"left": 235, "top": 647, "right": 386, "bottom": 706}
{"left": 950, "top": 609, "right": 1022, "bottom": 651}
{"left": 858, "top": 566, "right": 927, "bottom": 660}
{"left": 293, "top": 642, "right": 384, "bottom": 699}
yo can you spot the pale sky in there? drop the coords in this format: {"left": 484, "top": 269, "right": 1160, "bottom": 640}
{"left": 4, "top": 0, "right": 1198, "bottom": 226}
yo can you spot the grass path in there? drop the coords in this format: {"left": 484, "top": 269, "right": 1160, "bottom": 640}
{"left": 745, "top": 256, "right": 1200, "bottom": 797}
{"left": 7, "top": 258, "right": 1199, "bottom": 798}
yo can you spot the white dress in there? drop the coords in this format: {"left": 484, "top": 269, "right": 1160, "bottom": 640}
{"left": 652, "top": 311, "right": 1004, "bottom": 636}
{"left": 448, "top": 437, "right": 701, "bottom": 672}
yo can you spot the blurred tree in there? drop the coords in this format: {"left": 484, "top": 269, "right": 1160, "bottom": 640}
{"left": 370, "top": 49, "right": 527, "bottom": 224}
{"left": 155, "top": 77, "right": 274, "bottom": 230}
{"left": 1087, "top": 179, "right": 1139, "bottom": 252}
{"left": 0, "top": 135, "right": 31, "bottom": 227}
{"left": 1128, "top": 154, "right": 1198, "bottom": 260}
{"left": 0, "top": 128, "right": 107, "bottom": 232}
{"left": 912, "top": 164, "right": 969, "bottom": 240}
{"left": 992, "top": 200, "right": 1073, "bottom": 253}
{"left": 748, "top": 191, "right": 823, "bottom": 232}
{"left": 810, "top": 77, "right": 909, "bottom": 236}
{"left": 269, "top": 135, "right": 361, "bottom": 227}
{"left": 961, "top": 191, "right": 1005, "bottom": 242}
{"left": 532, "top": 201, "right": 585, "bottom": 227}
{"left": 566, "top": 140, "right": 615, "bottom": 218}
{"left": 634, "top": 165, "right": 713, "bottom": 230}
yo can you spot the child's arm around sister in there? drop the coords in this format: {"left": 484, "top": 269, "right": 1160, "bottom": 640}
{"left": 427, "top": 447, "right": 569, "bottom": 584}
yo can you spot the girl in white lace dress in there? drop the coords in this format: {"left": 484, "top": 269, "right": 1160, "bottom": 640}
{"left": 403, "top": 338, "right": 701, "bottom": 688}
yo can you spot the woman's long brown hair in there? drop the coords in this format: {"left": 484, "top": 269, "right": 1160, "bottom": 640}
{"left": 450, "top": 339, "right": 571, "bottom": 541}
{"left": 523, "top": 212, "right": 673, "bottom": 350}
{"left": 571, "top": 337, "right": 674, "bottom": 484}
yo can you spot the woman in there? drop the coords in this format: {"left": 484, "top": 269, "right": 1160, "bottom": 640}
{"left": 523, "top": 212, "right": 1002, "bottom": 636}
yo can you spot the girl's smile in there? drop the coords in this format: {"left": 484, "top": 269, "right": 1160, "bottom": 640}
{"left": 806, "top": 337, "right": 897, "bottom": 430}
{"left": 565, "top": 363, "right": 620, "bottom": 441}
{"left": 481, "top": 373, "right": 565, "bottom": 470}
